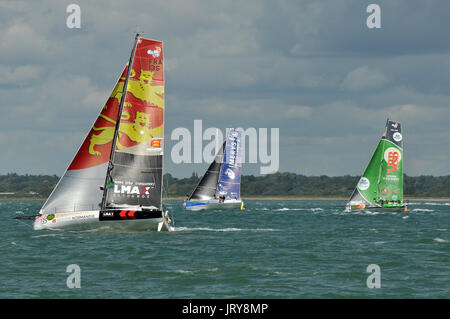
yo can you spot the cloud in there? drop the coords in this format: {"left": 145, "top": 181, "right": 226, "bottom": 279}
{"left": 0, "top": 65, "right": 42, "bottom": 85}
{"left": 0, "top": 23, "right": 49, "bottom": 61}
{"left": 341, "top": 66, "right": 389, "bottom": 91}
{"left": 283, "top": 106, "right": 313, "bottom": 118}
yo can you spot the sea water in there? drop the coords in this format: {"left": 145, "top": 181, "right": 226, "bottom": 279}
{"left": 0, "top": 200, "right": 449, "bottom": 298}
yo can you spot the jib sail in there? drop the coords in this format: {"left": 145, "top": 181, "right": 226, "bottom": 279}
{"left": 188, "top": 141, "right": 226, "bottom": 201}
{"left": 39, "top": 68, "right": 126, "bottom": 214}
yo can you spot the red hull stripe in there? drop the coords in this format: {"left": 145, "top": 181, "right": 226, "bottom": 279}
{"left": 119, "top": 210, "right": 128, "bottom": 219}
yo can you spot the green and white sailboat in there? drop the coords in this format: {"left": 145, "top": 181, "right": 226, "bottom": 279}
{"left": 346, "top": 119, "right": 407, "bottom": 212}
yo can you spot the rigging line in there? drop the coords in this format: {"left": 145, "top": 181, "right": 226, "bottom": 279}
{"left": 13, "top": 216, "right": 35, "bottom": 230}
{"left": 100, "top": 33, "right": 140, "bottom": 211}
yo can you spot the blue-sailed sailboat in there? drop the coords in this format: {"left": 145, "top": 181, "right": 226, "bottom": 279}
{"left": 184, "top": 129, "right": 244, "bottom": 211}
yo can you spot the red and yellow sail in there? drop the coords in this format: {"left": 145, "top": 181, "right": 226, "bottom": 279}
{"left": 41, "top": 37, "right": 165, "bottom": 214}
{"left": 68, "top": 38, "right": 164, "bottom": 170}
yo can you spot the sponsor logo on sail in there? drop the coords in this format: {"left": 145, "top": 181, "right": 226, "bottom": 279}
{"left": 225, "top": 168, "right": 235, "bottom": 179}
{"left": 111, "top": 181, "right": 155, "bottom": 198}
{"left": 114, "top": 185, "right": 152, "bottom": 195}
{"left": 393, "top": 132, "right": 402, "bottom": 142}
{"left": 147, "top": 47, "right": 161, "bottom": 58}
{"left": 150, "top": 139, "right": 161, "bottom": 148}
{"left": 358, "top": 177, "right": 370, "bottom": 191}
{"left": 384, "top": 147, "right": 401, "bottom": 173}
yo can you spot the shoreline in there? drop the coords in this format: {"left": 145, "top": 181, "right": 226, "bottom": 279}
{"left": 2, "top": 197, "right": 450, "bottom": 201}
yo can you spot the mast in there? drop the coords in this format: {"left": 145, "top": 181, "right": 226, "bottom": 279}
{"left": 100, "top": 33, "right": 140, "bottom": 211}
{"left": 376, "top": 119, "right": 388, "bottom": 200}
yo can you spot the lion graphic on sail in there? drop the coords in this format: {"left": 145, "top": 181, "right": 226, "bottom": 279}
{"left": 89, "top": 111, "right": 163, "bottom": 156}
{"left": 109, "top": 69, "right": 164, "bottom": 109}
{"left": 88, "top": 68, "right": 164, "bottom": 156}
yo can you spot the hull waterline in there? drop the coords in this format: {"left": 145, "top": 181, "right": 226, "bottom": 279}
{"left": 345, "top": 204, "right": 408, "bottom": 213}
{"left": 184, "top": 199, "right": 243, "bottom": 211}
{"left": 33, "top": 210, "right": 174, "bottom": 231}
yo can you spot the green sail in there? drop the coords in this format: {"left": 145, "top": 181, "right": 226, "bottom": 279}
{"left": 347, "top": 120, "right": 404, "bottom": 209}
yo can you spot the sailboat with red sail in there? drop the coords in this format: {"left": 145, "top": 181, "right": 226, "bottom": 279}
{"left": 34, "top": 33, "right": 173, "bottom": 231}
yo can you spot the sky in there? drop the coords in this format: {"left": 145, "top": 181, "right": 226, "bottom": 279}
{"left": 1, "top": 0, "right": 450, "bottom": 178}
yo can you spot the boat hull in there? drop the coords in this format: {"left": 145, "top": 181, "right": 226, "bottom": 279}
{"left": 346, "top": 205, "right": 407, "bottom": 212}
{"left": 184, "top": 199, "right": 243, "bottom": 211}
{"left": 33, "top": 210, "right": 174, "bottom": 231}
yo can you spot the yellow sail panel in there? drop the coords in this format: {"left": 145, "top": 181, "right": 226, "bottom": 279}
{"left": 115, "top": 38, "right": 164, "bottom": 156}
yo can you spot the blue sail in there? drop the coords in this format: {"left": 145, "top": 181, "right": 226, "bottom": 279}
{"left": 216, "top": 129, "right": 242, "bottom": 200}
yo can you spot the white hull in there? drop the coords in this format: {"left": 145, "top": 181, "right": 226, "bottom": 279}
{"left": 183, "top": 199, "right": 243, "bottom": 211}
{"left": 33, "top": 211, "right": 174, "bottom": 231}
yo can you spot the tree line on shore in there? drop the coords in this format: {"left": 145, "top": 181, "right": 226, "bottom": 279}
{"left": 1, "top": 172, "right": 450, "bottom": 199}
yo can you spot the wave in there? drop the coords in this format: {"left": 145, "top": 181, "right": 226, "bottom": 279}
{"left": 173, "top": 268, "right": 219, "bottom": 275}
{"left": 412, "top": 208, "right": 434, "bottom": 212}
{"left": 275, "top": 207, "right": 300, "bottom": 211}
{"left": 174, "top": 269, "right": 194, "bottom": 274}
{"left": 424, "top": 202, "right": 450, "bottom": 206}
{"left": 362, "top": 210, "right": 380, "bottom": 215}
{"left": 434, "top": 238, "right": 447, "bottom": 243}
{"left": 31, "top": 233, "right": 62, "bottom": 239}
{"left": 174, "top": 227, "right": 279, "bottom": 232}
{"left": 274, "top": 207, "right": 323, "bottom": 212}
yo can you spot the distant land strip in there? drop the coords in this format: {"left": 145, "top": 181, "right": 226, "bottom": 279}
{"left": 1, "top": 172, "right": 450, "bottom": 199}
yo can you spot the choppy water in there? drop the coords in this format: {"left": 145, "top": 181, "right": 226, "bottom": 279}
{"left": 1, "top": 200, "right": 449, "bottom": 298}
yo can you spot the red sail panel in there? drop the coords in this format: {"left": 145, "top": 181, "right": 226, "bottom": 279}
{"left": 115, "top": 38, "right": 164, "bottom": 154}
{"left": 68, "top": 67, "right": 128, "bottom": 170}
